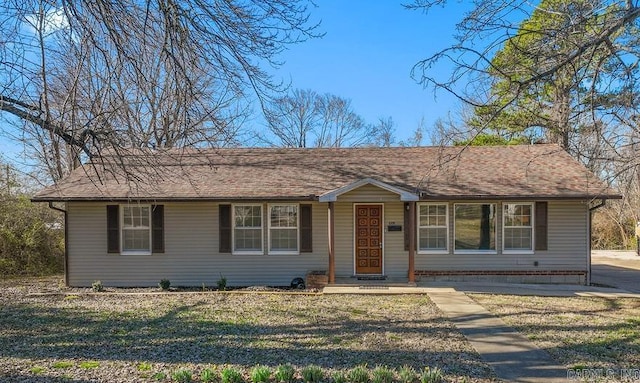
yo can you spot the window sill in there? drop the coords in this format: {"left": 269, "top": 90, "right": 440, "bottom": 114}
{"left": 120, "top": 251, "right": 152, "bottom": 256}
{"left": 268, "top": 251, "right": 300, "bottom": 256}
{"left": 454, "top": 250, "right": 498, "bottom": 255}
{"left": 418, "top": 250, "right": 449, "bottom": 255}
{"left": 503, "top": 250, "right": 534, "bottom": 255}
{"left": 232, "top": 251, "right": 265, "bottom": 256}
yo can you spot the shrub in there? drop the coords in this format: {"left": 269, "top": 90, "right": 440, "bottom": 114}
{"left": 221, "top": 367, "right": 244, "bottom": 383}
{"left": 372, "top": 366, "right": 394, "bottom": 383}
{"left": 172, "top": 369, "right": 193, "bottom": 382}
{"left": 201, "top": 368, "right": 219, "bottom": 383}
{"left": 251, "top": 365, "right": 271, "bottom": 383}
{"left": 91, "top": 280, "right": 104, "bottom": 292}
{"left": 347, "top": 365, "right": 369, "bottom": 383}
{"left": 419, "top": 367, "right": 443, "bottom": 383}
{"left": 274, "top": 364, "right": 295, "bottom": 383}
{"left": 159, "top": 279, "right": 171, "bottom": 290}
{"left": 137, "top": 362, "right": 153, "bottom": 371}
{"left": 217, "top": 275, "right": 227, "bottom": 291}
{"left": 398, "top": 366, "right": 417, "bottom": 383}
{"left": 301, "top": 365, "right": 323, "bottom": 383}
{"left": 0, "top": 188, "right": 64, "bottom": 277}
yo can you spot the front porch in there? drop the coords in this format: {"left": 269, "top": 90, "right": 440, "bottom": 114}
{"left": 318, "top": 178, "right": 420, "bottom": 286}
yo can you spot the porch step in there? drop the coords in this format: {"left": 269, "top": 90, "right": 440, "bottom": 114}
{"left": 356, "top": 275, "right": 387, "bottom": 281}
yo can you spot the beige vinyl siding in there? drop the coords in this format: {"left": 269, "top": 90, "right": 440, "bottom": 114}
{"left": 67, "top": 201, "right": 328, "bottom": 287}
{"left": 414, "top": 200, "right": 588, "bottom": 272}
{"left": 333, "top": 185, "right": 408, "bottom": 278}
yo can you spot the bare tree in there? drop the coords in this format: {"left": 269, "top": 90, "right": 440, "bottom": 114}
{"left": 0, "top": 0, "right": 320, "bottom": 182}
{"left": 262, "top": 89, "right": 320, "bottom": 147}
{"left": 261, "top": 89, "right": 374, "bottom": 148}
{"left": 371, "top": 117, "right": 396, "bottom": 147}
{"left": 314, "top": 94, "right": 372, "bottom": 147}
{"left": 399, "top": 116, "right": 426, "bottom": 147}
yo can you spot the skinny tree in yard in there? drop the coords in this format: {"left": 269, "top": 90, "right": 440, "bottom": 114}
{"left": 0, "top": 0, "right": 320, "bottom": 182}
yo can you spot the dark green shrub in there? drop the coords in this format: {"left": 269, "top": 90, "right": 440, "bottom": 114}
{"left": 159, "top": 279, "right": 171, "bottom": 290}
{"left": 91, "top": 280, "right": 104, "bottom": 292}
{"left": 217, "top": 275, "right": 227, "bottom": 291}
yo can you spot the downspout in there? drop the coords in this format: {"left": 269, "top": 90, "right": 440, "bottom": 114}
{"left": 588, "top": 199, "right": 607, "bottom": 286}
{"left": 48, "top": 202, "right": 68, "bottom": 287}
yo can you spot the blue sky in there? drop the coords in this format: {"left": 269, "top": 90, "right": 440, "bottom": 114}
{"left": 1, "top": 1, "right": 472, "bottom": 162}
{"left": 268, "top": 1, "right": 472, "bottom": 144}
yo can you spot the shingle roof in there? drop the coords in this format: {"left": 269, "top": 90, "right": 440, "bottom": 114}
{"left": 32, "top": 144, "right": 619, "bottom": 201}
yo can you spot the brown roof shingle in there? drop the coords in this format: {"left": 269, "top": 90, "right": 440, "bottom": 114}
{"left": 32, "top": 144, "right": 619, "bottom": 201}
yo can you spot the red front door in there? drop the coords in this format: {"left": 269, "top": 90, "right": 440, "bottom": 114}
{"left": 355, "top": 205, "right": 383, "bottom": 274}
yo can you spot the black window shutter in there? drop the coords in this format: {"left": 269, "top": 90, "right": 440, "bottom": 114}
{"left": 219, "top": 204, "right": 232, "bottom": 253}
{"left": 300, "top": 204, "right": 313, "bottom": 252}
{"left": 535, "top": 202, "right": 548, "bottom": 251}
{"left": 107, "top": 205, "right": 119, "bottom": 253}
{"left": 152, "top": 205, "right": 165, "bottom": 253}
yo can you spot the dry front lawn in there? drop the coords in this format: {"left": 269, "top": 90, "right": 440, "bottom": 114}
{"left": 0, "top": 277, "right": 494, "bottom": 383}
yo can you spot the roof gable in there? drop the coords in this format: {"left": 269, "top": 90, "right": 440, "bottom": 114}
{"left": 318, "top": 178, "right": 419, "bottom": 202}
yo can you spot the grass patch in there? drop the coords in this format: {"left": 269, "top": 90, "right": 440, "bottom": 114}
{"left": 52, "top": 361, "right": 74, "bottom": 369}
{"left": 30, "top": 365, "right": 46, "bottom": 374}
{"left": 472, "top": 294, "right": 640, "bottom": 368}
{"left": 79, "top": 360, "right": 100, "bottom": 369}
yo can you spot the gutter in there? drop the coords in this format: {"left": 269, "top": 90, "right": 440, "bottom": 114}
{"left": 47, "top": 202, "right": 69, "bottom": 286}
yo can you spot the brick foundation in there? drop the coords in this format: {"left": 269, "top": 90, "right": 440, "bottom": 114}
{"left": 415, "top": 270, "right": 587, "bottom": 284}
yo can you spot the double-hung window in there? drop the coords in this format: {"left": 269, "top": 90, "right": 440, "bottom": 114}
{"left": 269, "top": 204, "right": 299, "bottom": 254}
{"left": 233, "top": 205, "right": 263, "bottom": 254}
{"left": 121, "top": 205, "right": 152, "bottom": 254}
{"left": 454, "top": 203, "right": 496, "bottom": 253}
{"left": 503, "top": 203, "right": 533, "bottom": 252}
{"left": 418, "top": 203, "right": 448, "bottom": 253}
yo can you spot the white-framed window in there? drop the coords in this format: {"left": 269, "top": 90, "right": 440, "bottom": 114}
{"left": 268, "top": 204, "right": 299, "bottom": 254}
{"left": 121, "top": 205, "right": 152, "bottom": 254}
{"left": 233, "top": 204, "right": 263, "bottom": 254}
{"left": 503, "top": 203, "right": 534, "bottom": 253}
{"left": 454, "top": 203, "right": 497, "bottom": 253}
{"left": 418, "top": 203, "right": 448, "bottom": 253}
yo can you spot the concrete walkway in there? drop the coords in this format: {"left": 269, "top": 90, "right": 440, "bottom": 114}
{"left": 428, "top": 289, "right": 567, "bottom": 383}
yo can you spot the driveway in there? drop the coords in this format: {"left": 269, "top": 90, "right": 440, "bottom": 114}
{"left": 591, "top": 250, "right": 640, "bottom": 293}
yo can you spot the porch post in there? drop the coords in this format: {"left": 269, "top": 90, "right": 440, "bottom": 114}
{"left": 408, "top": 201, "right": 416, "bottom": 283}
{"left": 328, "top": 201, "right": 336, "bottom": 283}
